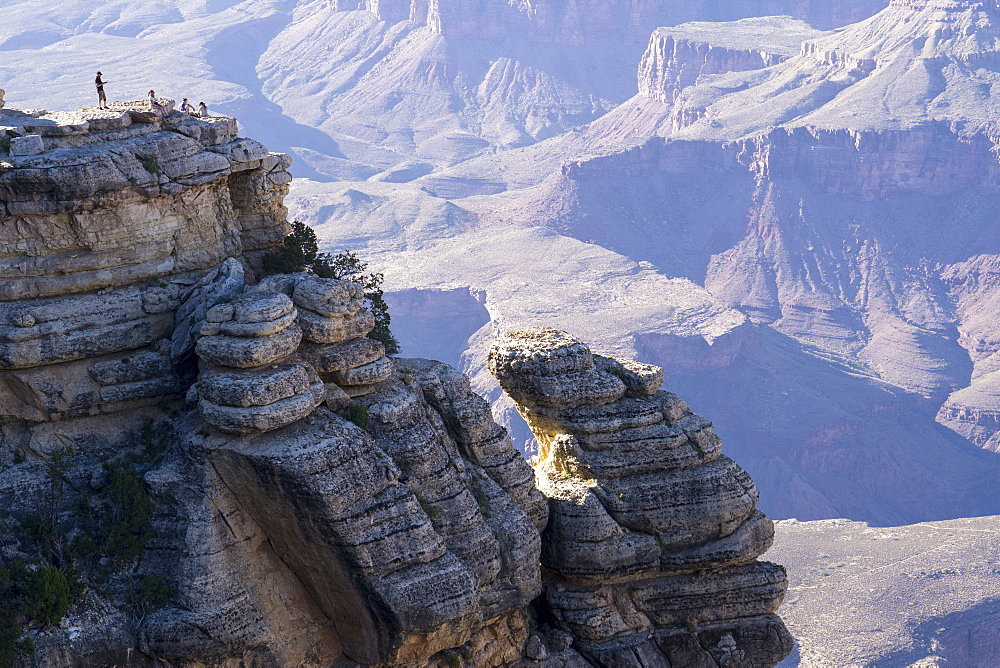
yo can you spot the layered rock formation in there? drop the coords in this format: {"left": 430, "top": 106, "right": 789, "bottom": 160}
{"left": 0, "top": 99, "right": 290, "bottom": 451}
{"left": 489, "top": 327, "right": 793, "bottom": 666}
{"left": 144, "top": 265, "right": 552, "bottom": 665}
{"left": 0, "top": 102, "right": 792, "bottom": 665}
{"left": 638, "top": 19, "right": 824, "bottom": 105}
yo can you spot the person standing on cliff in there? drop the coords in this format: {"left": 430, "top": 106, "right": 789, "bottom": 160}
{"left": 95, "top": 71, "right": 108, "bottom": 109}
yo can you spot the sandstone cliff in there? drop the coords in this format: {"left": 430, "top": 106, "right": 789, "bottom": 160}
{"left": 0, "top": 103, "right": 791, "bottom": 666}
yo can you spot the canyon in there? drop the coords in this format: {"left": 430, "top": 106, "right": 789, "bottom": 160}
{"left": 280, "top": 0, "right": 1000, "bottom": 525}
{"left": 0, "top": 99, "right": 792, "bottom": 665}
{"left": 3, "top": 0, "right": 1000, "bottom": 664}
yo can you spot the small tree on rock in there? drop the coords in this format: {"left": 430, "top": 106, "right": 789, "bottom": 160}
{"left": 263, "top": 221, "right": 400, "bottom": 354}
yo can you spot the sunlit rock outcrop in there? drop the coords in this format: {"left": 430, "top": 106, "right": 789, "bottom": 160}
{"left": 489, "top": 327, "right": 793, "bottom": 666}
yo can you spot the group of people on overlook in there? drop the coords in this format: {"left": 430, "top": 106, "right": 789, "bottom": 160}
{"left": 95, "top": 71, "right": 208, "bottom": 118}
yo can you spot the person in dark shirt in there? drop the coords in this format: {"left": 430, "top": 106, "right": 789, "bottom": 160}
{"left": 95, "top": 72, "right": 108, "bottom": 109}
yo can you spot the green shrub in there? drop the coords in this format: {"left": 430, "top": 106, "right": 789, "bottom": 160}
{"left": 414, "top": 492, "right": 438, "bottom": 520}
{"left": 0, "top": 559, "right": 62, "bottom": 666}
{"left": 102, "top": 465, "right": 153, "bottom": 568}
{"left": 340, "top": 403, "right": 370, "bottom": 430}
{"left": 263, "top": 221, "right": 400, "bottom": 354}
{"left": 139, "top": 155, "right": 161, "bottom": 175}
{"left": 127, "top": 574, "right": 176, "bottom": 617}
{"left": 20, "top": 566, "right": 70, "bottom": 627}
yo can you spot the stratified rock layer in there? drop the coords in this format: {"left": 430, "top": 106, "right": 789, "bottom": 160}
{"left": 638, "top": 18, "right": 823, "bottom": 105}
{"left": 155, "top": 365, "right": 552, "bottom": 666}
{"left": 161, "top": 263, "right": 561, "bottom": 665}
{"left": 0, "top": 101, "right": 291, "bottom": 436}
{"left": 489, "top": 327, "right": 793, "bottom": 667}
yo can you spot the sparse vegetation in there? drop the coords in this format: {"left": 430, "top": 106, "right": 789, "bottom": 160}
{"left": 127, "top": 574, "right": 176, "bottom": 618}
{"left": 139, "top": 155, "right": 162, "bottom": 175}
{"left": 467, "top": 476, "right": 493, "bottom": 518}
{"left": 0, "top": 421, "right": 176, "bottom": 665}
{"left": 415, "top": 492, "right": 439, "bottom": 520}
{"left": 340, "top": 403, "right": 370, "bottom": 430}
{"left": 608, "top": 364, "right": 629, "bottom": 382}
{"left": 263, "top": 221, "right": 399, "bottom": 354}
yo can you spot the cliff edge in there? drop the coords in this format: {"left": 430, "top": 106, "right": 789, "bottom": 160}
{"left": 0, "top": 101, "right": 790, "bottom": 666}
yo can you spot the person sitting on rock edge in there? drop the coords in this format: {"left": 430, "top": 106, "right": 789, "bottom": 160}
{"left": 95, "top": 71, "right": 108, "bottom": 109}
{"left": 179, "top": 98, "right": 197, "bottom": 115}
{"left": 148, "top": 89, "right": 168, "bottom": 117}
{"left": 198, "top": 101, "right": 208, "bottom": 117}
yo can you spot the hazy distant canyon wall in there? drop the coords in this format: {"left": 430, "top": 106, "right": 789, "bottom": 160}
{"left": 334, "top": 0, "right": 889, "bottom": 40}
{"left": 540, "top": 118, "right": 1000, "bottom": 520}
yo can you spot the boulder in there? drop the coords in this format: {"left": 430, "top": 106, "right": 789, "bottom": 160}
{"left": 195, "top": 323, "right": 302, "bottom": 369}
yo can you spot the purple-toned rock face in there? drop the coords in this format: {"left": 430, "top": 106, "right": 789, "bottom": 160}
{"left": 329, "top": 0, "right": 888, "bottom": 43}
{"left": 435, "top": 0, "right": 1000, "bottom": 526}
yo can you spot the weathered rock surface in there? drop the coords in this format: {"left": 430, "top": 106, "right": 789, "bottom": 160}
{"left": 489, "top": 327, "right": 793, "bottom": 667}
{"left": 0, "top": 99, "right": 291, "bottom": 442}
{"left": 195, "top": 293, "right": 302, "bottom": 369}
{"left": 148, "top": 353, "right": 554, "bottom": 666}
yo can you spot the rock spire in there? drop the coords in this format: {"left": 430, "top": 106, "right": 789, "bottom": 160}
{"left": 489, "top": 327, "right": 793, "bottom": 666}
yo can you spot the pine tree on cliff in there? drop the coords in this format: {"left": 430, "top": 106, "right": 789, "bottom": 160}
{"left": 264, "top": 221, "right": 400, "bottom": 355}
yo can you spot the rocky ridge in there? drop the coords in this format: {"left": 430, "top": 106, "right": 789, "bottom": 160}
{"left": 0, "top": 103, "right": 791, "bottom": 666}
